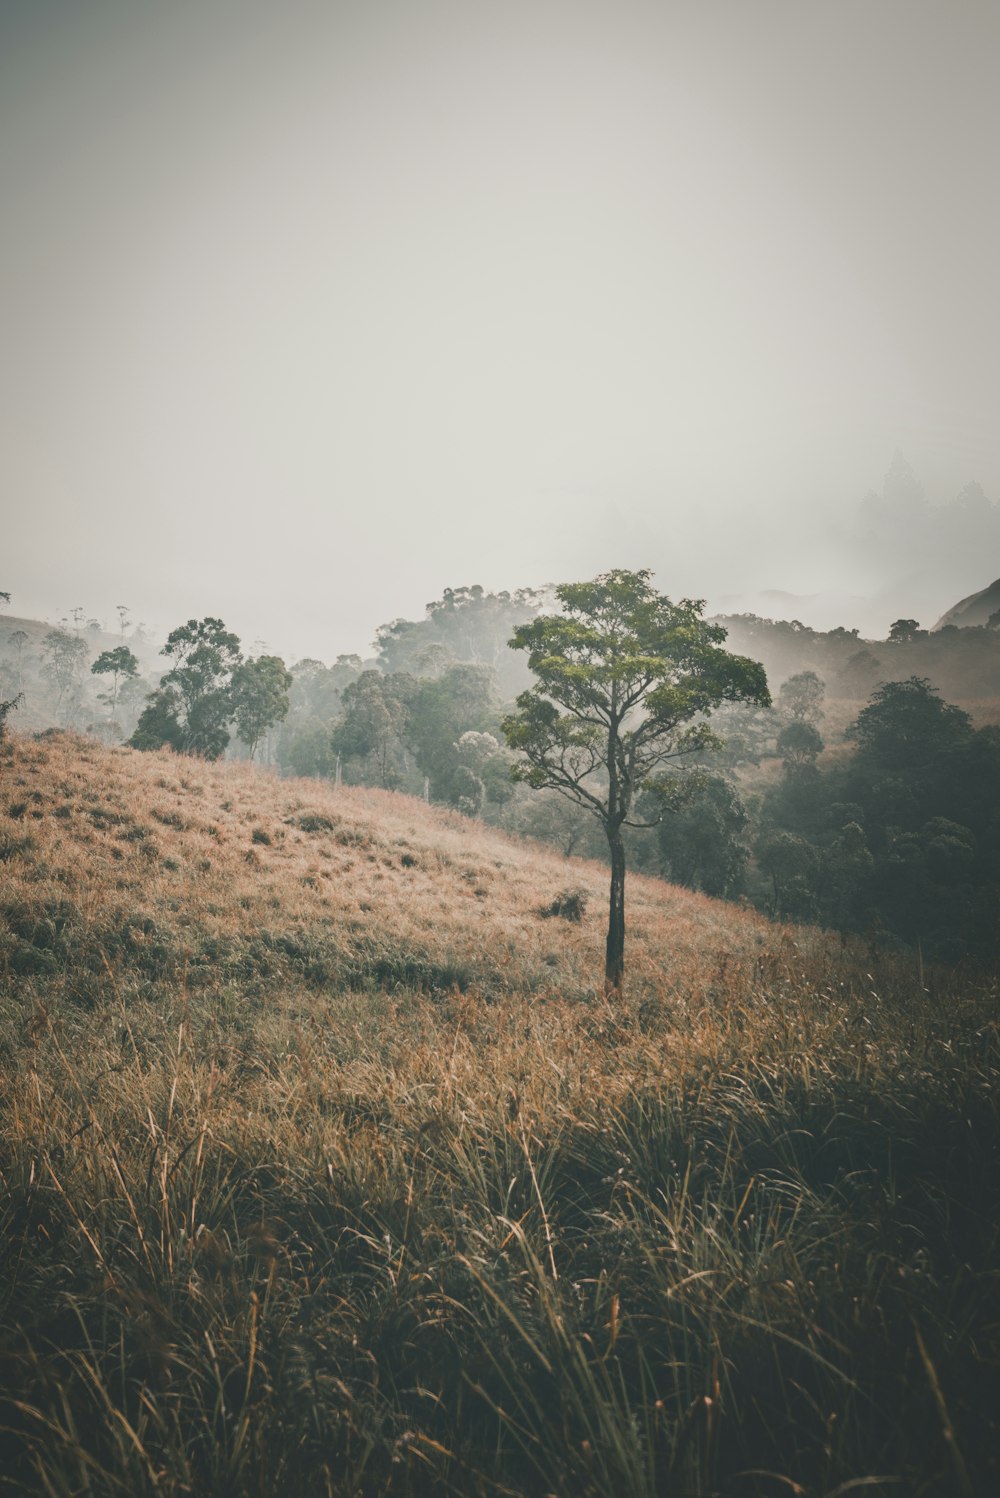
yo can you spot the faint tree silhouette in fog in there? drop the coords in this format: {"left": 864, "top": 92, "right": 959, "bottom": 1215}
{"left": 91, "top": 645, "right": 139, "bottom": 725}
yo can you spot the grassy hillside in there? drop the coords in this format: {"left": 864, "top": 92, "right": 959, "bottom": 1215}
{"left": 1, "top": 733, "right": 999, "bottom": 1496}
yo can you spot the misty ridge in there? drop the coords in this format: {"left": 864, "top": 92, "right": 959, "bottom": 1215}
{"left": 713, "top": 451, "right": 1000, "bottom": 632}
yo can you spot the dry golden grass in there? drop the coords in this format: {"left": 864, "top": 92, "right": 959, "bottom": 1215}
{"left": 0, "top": 730, "right": 803, "bottom": 1011}
{"left": 1, "top": 733, "right": 998, "bottom": 1497}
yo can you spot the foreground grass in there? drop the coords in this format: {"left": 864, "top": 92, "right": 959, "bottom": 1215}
{"left": 1, "top": 735, "right": 999, "bottom": 1495}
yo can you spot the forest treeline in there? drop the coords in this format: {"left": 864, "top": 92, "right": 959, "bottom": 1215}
{"left": 2, "top": 582, "right": 998, "bottom": 964}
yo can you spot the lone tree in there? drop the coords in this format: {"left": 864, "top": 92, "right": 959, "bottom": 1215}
{"left": 502, "top": 569, "right": 770, "bottom": 992}
{"left": 91, "top": 645, "right": 139, "bottom": 723}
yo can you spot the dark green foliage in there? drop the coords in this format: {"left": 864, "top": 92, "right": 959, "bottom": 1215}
{"left": 503, "top": 569, "right": 770, "bottom": 989}
{"left": 0, "top": 691, "right": 23, "bottom": 738}
{"left": 328, "top": 663, "right": 507, "bottom": 811}
{"left": 776, "top": 717, "right": 824, "bottom": 767}
{"left": 129, "top": 686, "right": 187, "bottom": 753}
{"left": 652, "top": 773, "right": 751, "bottom": 896}
{"left": 91, "top": 645, "right": 138, "bottom": 682}
{"left": 130, "top": 618, "right": 257, "bottom": 760}
{"left": 847, "top": 675, "right": 974, "bottom": 774}
{"left": 754, "top": 827, "right": 821, "bottom": 918}
{"left": 755, "top": 678, "right": 1000, "bottom": 960}
{"left": 231, "top": 654, "right": 293, "bottom": 758}
{"left": 91, "top": 644, "right": 140, "bottom": 732}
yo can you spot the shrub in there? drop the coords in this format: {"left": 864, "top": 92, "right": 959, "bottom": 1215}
{"left": 539, "top": 887, "right": 588, "bottom": 922}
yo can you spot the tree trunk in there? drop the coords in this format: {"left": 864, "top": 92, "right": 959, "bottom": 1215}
{"left": 605, "top": 830, "right": 626, "bottom": 994}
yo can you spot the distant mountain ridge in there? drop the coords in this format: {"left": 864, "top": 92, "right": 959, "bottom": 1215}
{"left": 934, "top": 578, "right": 1000, "bottom": 630}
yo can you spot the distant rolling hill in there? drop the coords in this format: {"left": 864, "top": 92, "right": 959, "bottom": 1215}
{"left": 934, "top": 576, "right": 1000, "bottom": 629}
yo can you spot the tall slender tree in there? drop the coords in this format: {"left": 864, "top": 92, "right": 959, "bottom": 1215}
{"left": 91, "top": 645, "right": 139, "bottom": 723}
{"left": 502, "top": 569, "right": 769, "bottom": 993}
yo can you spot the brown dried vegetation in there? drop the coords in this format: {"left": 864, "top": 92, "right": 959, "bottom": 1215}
{"left": 0, "top": 733, "right": 998, "bottom": 1496}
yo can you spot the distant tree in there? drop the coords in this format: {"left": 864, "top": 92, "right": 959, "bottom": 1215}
{"left": 699, "top": 700, "right": 777, "bottom": 768}
{"left": 652, "top": 773, "right": 750, "bottom": 897}
{"left": 6, "top": 630, "right": 29, "bottom": 695}
{"left": 502, "top": 569, "right": 770, "bottom": 993}
{"left": 406, "top": 663, "right": 498, "bottom": 806}
{"left": 290, "top": 655, "right": 363, "bottom": 719}
{"left": 275, "top": 655, "right": 366, "bottom": 779}
{"left": 331, "top": 671, "right": 410, "bottom": 787}
{"left": 846, "top": 677, "right": 973, "bottom": 773}
{"left": 0, "top": 591, "right": 10, "bottom": 609}
{"left": 91, "top": 645, "right": 139, "bottom": 723}
{"left": 754, "top": 829, "right": 819, "bottom": 919}
{"left": 776, "top": 719, "right": 824, "bottom": 769}
{"left": 454, "top": 730, "right": 514, "bottom": 815}
{"left": 778, "top": 670, "right": 825, "bottom": 722}
{"left": 131, "top": 617, "right": 242, "bottom": 759}
{"left": 130, "top": 686, "right": 186, "bottom": 753}
{"left": 888, "top": 618, "right": 922, "bottom": 644}
{"left": 514, "top": 791, "right": 603, "bottom": 860}
{"left": 284, "top": 719, "right": 339, "bottom": 779}
{"left": 443, "top": 729, "right": 507, "bottom": 816}
{"left": 41, "top": 628, "right": 88, "bottom": 720}
{"left": 115, "top": 604, "right": 131, "bottom": 639}
{"left": 838, "top": 647, "right": 881, "bottom": 696}
{"left": 0, "top": 692, "right": 22, "bottom": 738}
{"left": 376, "top": 584, "right": 547, "bottom": 694}
{"left": 952, "top": 480, "right": 993, "bottom": 519}
{"left": 231, "top": 654, "right": 293, "bottom": 759}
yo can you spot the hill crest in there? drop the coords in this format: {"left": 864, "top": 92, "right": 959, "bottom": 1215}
{"left": 934, "top": 576, "right": 1000, "bottom": 629}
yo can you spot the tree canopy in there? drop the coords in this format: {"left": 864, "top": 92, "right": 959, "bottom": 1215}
{"left": 231, "top": 655, "right": 293, "bottom": 759}
{"left": 131, "top": 617, "right": 245, "bottom": 759}
{"left": 502, "top": 569, "right": 770, "bottom": 990}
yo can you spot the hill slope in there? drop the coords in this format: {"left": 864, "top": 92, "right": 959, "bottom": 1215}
{"left": 0, "top": 730, "right": 781, "bottom": 1008}
{"left": 1, "top": 734, "right": 999, "bottom": 1497}
{"left": 934, "top": 575, "right": 1000, "bottom": 628}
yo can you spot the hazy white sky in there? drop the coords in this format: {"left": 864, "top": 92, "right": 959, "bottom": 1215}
{"left": 3, "top": 0, "right": 999, "bottom": 656}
